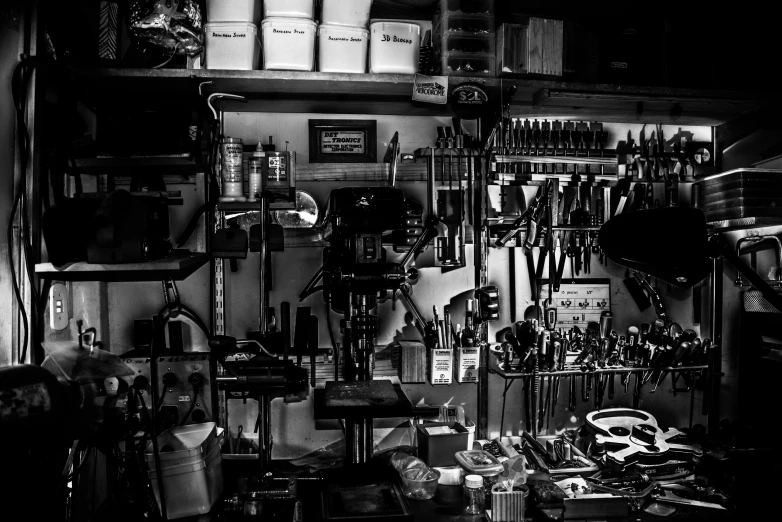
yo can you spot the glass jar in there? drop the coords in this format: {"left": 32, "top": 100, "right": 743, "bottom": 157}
{"left": 463, "top": 474, "right": 485, "bottom": 515}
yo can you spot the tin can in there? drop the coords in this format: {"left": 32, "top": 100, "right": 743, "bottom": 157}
{"left": 221, "top": 137, "right": 244, "bottom": 197}
{"left": 264, "top": 151, "right": 289, "bottom": 188}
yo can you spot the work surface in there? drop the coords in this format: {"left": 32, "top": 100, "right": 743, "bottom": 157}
{"left": 167, "top": 480, "right": 735, "bottom": 522}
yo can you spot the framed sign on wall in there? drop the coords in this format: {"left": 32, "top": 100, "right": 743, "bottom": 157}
{"left": 308, "top": 119, "right": 377, "bottom": 163}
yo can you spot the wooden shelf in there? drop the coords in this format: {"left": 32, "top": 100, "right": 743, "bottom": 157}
{"left": 35, "top": 252, "right": 209, "bottom": 282}
{"left": 71, "top": 68, "right": 764, "bottom": 123}
{"left": 72, "top": 69, "right": 490, "bottom": 116}
{"left": 505, "top": 79, "right": 763, "bottom": 126}
{"left": 73, "top": 155, "right": 202, "bottom": 175}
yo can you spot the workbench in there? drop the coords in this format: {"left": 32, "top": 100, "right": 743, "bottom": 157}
{"left": 161, "top": 459, "right": 737, "bottom": 522}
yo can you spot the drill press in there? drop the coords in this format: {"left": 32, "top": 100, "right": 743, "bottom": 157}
{"left": 300, "top": 186, "right": 437, "bottom": 466}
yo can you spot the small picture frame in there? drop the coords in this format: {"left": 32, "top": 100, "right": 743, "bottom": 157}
{"left": 308, "top": 119, "right": 377, "bottom": 163}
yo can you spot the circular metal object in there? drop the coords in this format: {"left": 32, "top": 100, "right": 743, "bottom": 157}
{"left": 272, "top": 191, "right": 319, "bottom": 228}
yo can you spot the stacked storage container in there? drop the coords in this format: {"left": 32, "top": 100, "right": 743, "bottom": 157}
{"left": 318, "top": 1, "right": 373, "bottom": 73}
{"left": 204, "top": 0, "right": 261, "bottom": 70}
{"left": 262, "top": 0, "right": 318, "bottom": 71}
{"left": 369, "top": 20, "right": 422, "bottom": 74}
{"left": 433, "top": 0, "right": 495, "bottom": 76}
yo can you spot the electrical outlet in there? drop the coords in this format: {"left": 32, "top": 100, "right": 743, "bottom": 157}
{"left": 49, "top": 282, "right": 69, "bottom": 331}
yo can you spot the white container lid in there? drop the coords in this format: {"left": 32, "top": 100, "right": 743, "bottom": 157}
{"left": 204, "top": 21, "right": 258, "bottom": 34}
{"left": 370, "top": 20, "right": 422, "bottom": 34}
{"left": 262, "top": 17, "right": 318, "bottom": 30}
{"left": 318, "top": 23, "right": 369, "bottom": 37}
{"left": 465, "top": 474, "right": 484, "bottom": 488}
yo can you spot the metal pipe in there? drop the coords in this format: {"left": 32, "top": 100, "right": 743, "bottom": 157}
{"left": 427, "top": 147, "right": 435, "bottom": 218}
{"left": 397, "top": 285, "right": 427, "bottom": 334}
{"left": 259, "top": 196, "right": 268, "bottom": 333}
{"left": 707, "top": 257, "right": 723, "bottom": 433}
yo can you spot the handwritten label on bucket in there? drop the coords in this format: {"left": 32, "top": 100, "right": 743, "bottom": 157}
{"left": 380, "top": 34, "right": 413, "bottom": 44}
{"left": 412, "top": 74, "right": 448, "bottom": 105}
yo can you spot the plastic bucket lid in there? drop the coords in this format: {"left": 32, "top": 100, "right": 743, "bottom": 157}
{"left": 370, "top": 21, "right": 421, "bottom": 34}
{"left": 262, "top": 17, "right": 318, "bottom": 30}
{"left": 147, "top": 434, "right": 223, "bottom": 472}
{"left": 318, "top": 23, "right": 369, "bottom": 37}
{"left": 145, "top": 422, "right": 217, "bottom": 459}
{"left": 205, "top": 21, "right": 258, "bottom": 34}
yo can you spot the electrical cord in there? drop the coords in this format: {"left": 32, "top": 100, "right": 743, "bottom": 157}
{"left": 8, "top": 58, "right": 37, "bottom": 364}
{"left": 65, "top": 446, "right": 90, "bottom": 482}
{"left": 152, "top": 42, "right": 183, "bottom": 69}
{"left": 178, "top": 387, "right": 200, "bottom": 426}
{"left": 156, "top": 387, "right": 168, "bottom": 411}
{"left": 157, "top": 300, "right": 211, "bottom": 341}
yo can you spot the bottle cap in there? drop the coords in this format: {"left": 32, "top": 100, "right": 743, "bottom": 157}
{"left": 465, "top": 475, "right": 483, "bottom": 488}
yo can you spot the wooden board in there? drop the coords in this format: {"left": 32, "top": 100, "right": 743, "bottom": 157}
{"left": 71, "top": 68, "right": 764, "bottom": 124}
{"left": 314, "top": 381, "right": 413, "bottom": 419}
{"left": 35, "top": 252, "right": 209, "bottom": 282}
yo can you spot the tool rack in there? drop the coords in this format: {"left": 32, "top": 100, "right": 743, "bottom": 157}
{"left": 30, "top": 68, "right": 767, "bottom": 444}
{"left": 490, "top": 362, "right": 714, "bottom": 437}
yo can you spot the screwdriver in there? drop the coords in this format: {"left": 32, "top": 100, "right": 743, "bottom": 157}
{"left": 622, "top": 326, "right": 639, "bottom": 394}
{"left": 541, "top": 120, "right": 551, "bottom": 174}
{"left": 551, "top": 121, "right": 562, "bottom": 174}
{"left": 562, "top": 122, "right": 574, "bottom": 175}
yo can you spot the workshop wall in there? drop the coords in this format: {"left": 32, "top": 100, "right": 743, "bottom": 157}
{"left": 0, "top": 5, "right": 25, "bottom": 366}
{"left": 73, "top": 113, "right": 721, "bottom": 459}
{"left": 485, "top": 121, "right": 716, "bottom": 438}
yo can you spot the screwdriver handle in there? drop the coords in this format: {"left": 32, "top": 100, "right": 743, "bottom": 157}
{"left": 544, "top": 305, "right": 557, "bottom": 331}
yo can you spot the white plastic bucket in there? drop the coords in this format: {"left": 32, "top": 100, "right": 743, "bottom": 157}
{"left": 148, "top": 447, "right": 223, "bottom": 519}
{"left": 262, "top": 18, "right": 318, "bottom": 71}
{"left": 146, "top": 428, "right": 224, "bottom": 470}
{"left": 206, "top": 0, "right": 261, "bottom": 24}
{"left": 321, "top": 0, "right": 374, "bottom": 28}
{"left": 318, "top": 24, "right": 369, "bottom": 73}
{"left": 263, "top": 0, "right": 314, "bottom": 19}
{"left": 369, "top": 21, "right": 421, "bottom": 74}
{"left": 205, "top": 22, "right": 260, "bottom": 70}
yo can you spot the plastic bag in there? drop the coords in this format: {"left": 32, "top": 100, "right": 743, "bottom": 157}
{"left": 128, "top": 0, "right": 203, "bottom": 56}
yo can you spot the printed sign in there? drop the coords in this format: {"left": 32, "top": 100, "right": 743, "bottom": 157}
{"left": 450, "top": 83, "right": 489, "bottom": 106}
{"left": 320, "top": 130, "right": 365, "bottom": 154}
{"left": 539, "top": 278, "right": 611, "bottom": 331}
{"left": 412, "top": 74, "right": 448, "bottom": 105}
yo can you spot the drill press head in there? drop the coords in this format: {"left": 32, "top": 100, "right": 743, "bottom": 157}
{"left": 321, "top": 187, "right": 409, "bottom": 313}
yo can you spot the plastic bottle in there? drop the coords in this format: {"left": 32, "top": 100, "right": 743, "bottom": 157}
{"left": 463, "top": 474, "right": 485, "bottom": 515}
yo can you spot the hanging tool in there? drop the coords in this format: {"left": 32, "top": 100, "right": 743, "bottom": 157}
{"left": 562, "top": 122, "right": 574, "bottom": 175}
{"left": 551, "top": 121, "right": 562, "bottom": 174}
